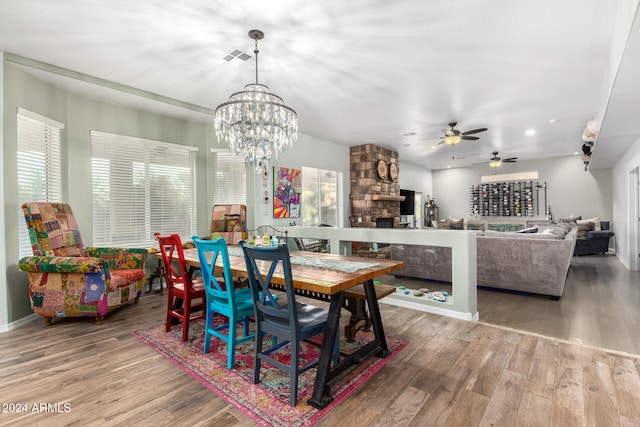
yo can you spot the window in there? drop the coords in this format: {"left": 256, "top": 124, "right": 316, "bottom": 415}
{"left": 211, "top": 149, "right": 246, "bottom": 205}
{"left": 17, "top": 108, "right": 63, "bottom": 257}
{"left": 301, "top": 167, "right": 340, "bottom": 226}
{"left": 91, "top": 131, "right": 198, "bottom": 247}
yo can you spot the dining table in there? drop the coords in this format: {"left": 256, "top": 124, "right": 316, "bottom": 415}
{"left": 176, "top": 245, "right": 406, "bottom": 409}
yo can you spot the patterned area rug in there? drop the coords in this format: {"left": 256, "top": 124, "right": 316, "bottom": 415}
{"left": 133, "top": 318, "right": 408, "bottom": 427}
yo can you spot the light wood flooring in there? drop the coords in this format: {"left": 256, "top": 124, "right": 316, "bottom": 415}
{"left": 384, "top": 254, "right": 640, "bottom": 355}
{"left": 1, "top": 255, "right": 639, "bottom": 426}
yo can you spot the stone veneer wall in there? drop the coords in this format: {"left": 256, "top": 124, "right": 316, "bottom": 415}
{"left": 350, "top": 144, "right": 401, "bottom": 228}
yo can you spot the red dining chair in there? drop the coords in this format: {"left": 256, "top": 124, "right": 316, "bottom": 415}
{"left": 156, "top": 233, "right": 205, "bottom": 341}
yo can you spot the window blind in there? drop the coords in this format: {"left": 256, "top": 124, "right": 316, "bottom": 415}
{"left": 91, "top": 131, "right": 198, "bottom": 247}
{"left": 17, "top": 109, "right": 63, "bottom": 257}
{"left": 211, "top": 149, "right": 246, "bottom": 205}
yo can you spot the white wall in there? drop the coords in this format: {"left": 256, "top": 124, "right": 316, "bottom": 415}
{"left": 432, "top": 156, "right": 613, "bottom": 223}
{"left": 612, "top": 136, "right": 640, "bottom": 270}
{"left": 246, "top": 143, "right": 432, "bottom": 232}
{"left": 0, "top": 52, "right": 6, "bottom": 328}
{"left": 398, "top": 160, "right": 433, "bottom": 201}
{"left": 248, "top": 134, "right": 351, "bottom": 231}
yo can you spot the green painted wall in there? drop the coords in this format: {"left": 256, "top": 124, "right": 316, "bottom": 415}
{"left": 1, "top": 61, "right": 215, "bottom": 327}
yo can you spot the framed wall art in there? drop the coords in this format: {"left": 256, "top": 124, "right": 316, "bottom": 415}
{"left": 273, "top": 167, "right": 301, "bottom": 218}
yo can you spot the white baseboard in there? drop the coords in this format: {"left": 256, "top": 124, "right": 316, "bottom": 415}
{"left": 381, "top": 295, "right": 479, "bottom": 321}
{"left": 0, "top": 313, "right": 38, "bottom": 333}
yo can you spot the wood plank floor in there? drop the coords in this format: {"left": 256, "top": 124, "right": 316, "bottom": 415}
{"left": 1, "top": 255, "right": 638, "bottom": 427}
{"left": 385, "top": 254, "right": 640, "bottom": 355}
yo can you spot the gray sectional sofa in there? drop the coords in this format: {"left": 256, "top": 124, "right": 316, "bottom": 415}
{"left": 390, "top": 224, "right": 578, "bottom": 299}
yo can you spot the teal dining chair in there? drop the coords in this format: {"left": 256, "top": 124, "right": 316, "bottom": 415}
{"left": 239, "top": 241, "right": 339, "bottom": 407}
{"left": 192, "top": 236, "right": 255, "bottom": 369}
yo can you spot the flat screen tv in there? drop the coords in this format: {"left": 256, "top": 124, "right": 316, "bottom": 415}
{"left": 399, "top": 189, "right": 415, "bottom": 215}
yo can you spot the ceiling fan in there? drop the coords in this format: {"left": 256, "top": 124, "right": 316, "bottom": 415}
{"left": 421, "top": 121, "right": 488, "bottom": 159}
{"left": 437, "top": 122, "right": 488, "bottom": 145}
{"left": 475, "top": 151, "right": 518, "bottom": 168}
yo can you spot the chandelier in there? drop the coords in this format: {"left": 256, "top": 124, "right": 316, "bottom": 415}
{"left": 214, "top": 29, "right": 298, "bottom": 174}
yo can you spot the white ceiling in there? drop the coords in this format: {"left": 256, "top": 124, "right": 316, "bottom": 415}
{"left": 1, "top": 0, "right": 638, "bottom": 170}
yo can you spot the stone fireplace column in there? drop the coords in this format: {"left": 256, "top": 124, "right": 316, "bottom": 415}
{"left": 349, "top": 144, "right": 401, "bottom": 228}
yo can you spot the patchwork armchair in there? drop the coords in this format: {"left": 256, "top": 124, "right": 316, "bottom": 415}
{"left": 18, "top": 202, "right": 147, "bottom": 326}
{"left": 210, "top": 204, "right": 247, "bottom": 244}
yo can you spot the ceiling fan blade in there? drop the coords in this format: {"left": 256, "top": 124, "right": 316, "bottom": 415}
{"left": 461, "top": 136, "right": 479, "bottom": 141}
{"left": 461, "top": 128, "right": 488, "bottom": 136}
{"left": 437, "top": 139, "right": 446, "bottom": 145}
{"left": 503, "top": 158, "right": 518, "bottom": 162}
{"left": 472, "top": 161, "right": 490, "bottom": 165}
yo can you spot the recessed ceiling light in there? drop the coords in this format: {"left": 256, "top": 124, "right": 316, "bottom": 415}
{"left": 431, "top": 146, "right": 436, "bottom": 150}
{"left": 525, "top": 129, "right": 536, "bottom": 136}
{"left": 402, "top": 132, "right": 416, "bottom": 137}
{"left": 573, "top": 151, "right": 580, "bottom": 155}
{"left": 403, "top": 143, "right": 411, "bottom": 147}
{"left": 548, "top": 118, "right": 557, "bottom": 124}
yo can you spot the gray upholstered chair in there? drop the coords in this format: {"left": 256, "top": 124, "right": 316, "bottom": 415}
{"left": 574, "top": 221, "right": 614, "bottom": 256}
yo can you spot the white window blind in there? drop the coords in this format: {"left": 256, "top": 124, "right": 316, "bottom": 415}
{"left": 211, "top": 150, "right": 246, "bottom": 205}
{"left": 91, "top": 131, "right": 198, "bottom": 247}
{"left": 17, "top": 108, "right": 63, "bottom": 257}
{"left": 301, "top": 166, "right": 339, "bottom": 227}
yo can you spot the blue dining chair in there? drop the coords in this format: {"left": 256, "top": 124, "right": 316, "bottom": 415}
{"left": 192, "top": 236, "right": 255, "bottom": 369}
{"left": 239, "top": 240, "right": 339, "bottom": 407}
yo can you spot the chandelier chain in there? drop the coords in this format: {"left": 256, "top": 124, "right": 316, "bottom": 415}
{"left": 254, "top": 40, "right": 259, "bottom": 85}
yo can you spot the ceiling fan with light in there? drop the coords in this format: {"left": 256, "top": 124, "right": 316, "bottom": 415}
{"left": 475, "top": 151, "right": 518, "bottom": 168}
{"left": 421, "top": 121, "right": 488, "bottom": 159}
{"left": 437, "top": 122, "right": 488, "bottom": 145}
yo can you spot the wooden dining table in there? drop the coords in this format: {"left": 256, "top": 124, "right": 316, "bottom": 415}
{"left": 178, "top": 246, "right": 405, "bottom": 409}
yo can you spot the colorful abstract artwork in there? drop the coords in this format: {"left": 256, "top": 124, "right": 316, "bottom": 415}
{"left": 273, "top": 167, "right": 301, "bottom": 218}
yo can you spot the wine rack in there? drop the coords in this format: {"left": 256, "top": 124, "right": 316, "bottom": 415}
{"left": 470, "top": 181, "right": 536, "bottom": 217}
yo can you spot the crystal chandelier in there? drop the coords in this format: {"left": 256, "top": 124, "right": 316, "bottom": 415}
{"left": 214, "top": 29, "right": 298, "bottom": 174}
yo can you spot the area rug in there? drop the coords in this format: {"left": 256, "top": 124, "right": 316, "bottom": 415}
{"left": 133, "top": 318, "right": 408, "bottom": 427}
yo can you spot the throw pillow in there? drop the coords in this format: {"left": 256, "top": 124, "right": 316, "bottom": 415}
{"left": 516, "top": 227, "right": 538, "bottom": 233}
{"left": 559, "top": 216, "right": 581, "bottom": 225}
{"left": 543, "top": 225, "right": 568, "bottom": 238}
{"left": 436, "top": 219, "right": 451, "bottom": 229}
{"left": 449, "top": 218, "right": 464, "bottom": 230}
{"left": 534, "top": 224, "right": 552, "bottom": 233}
{"left": 576, "top": 222, "right": 593, "bottom": 238}
{"left": 578, "top": 216, "right": 601, "bottom": 231}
